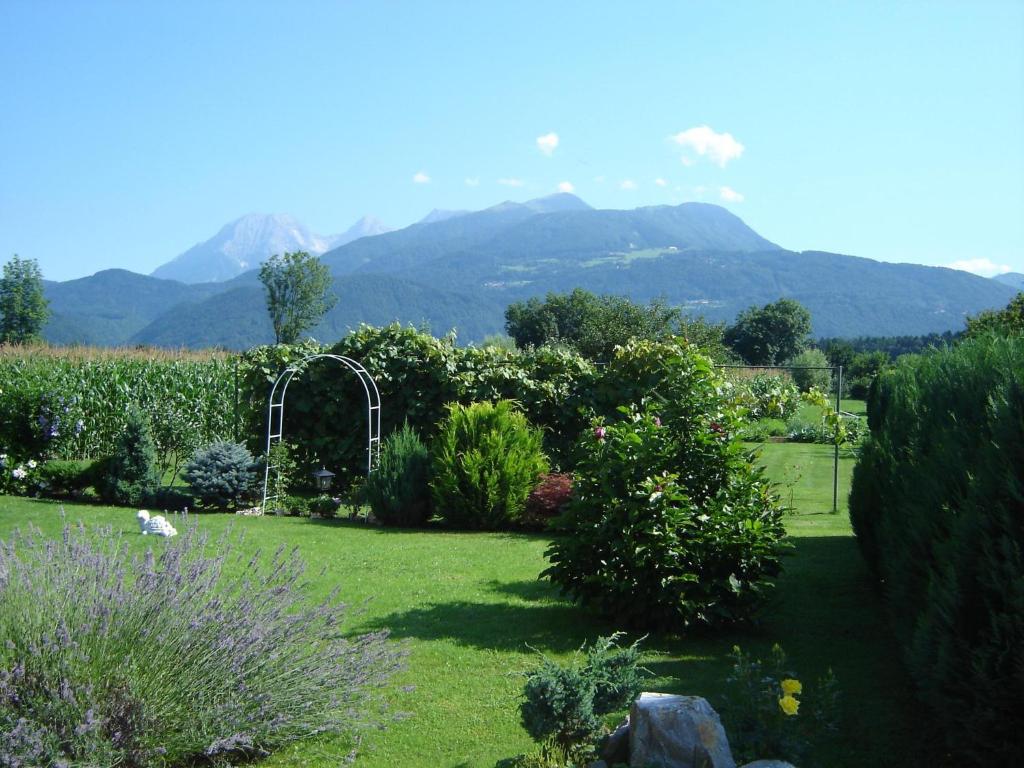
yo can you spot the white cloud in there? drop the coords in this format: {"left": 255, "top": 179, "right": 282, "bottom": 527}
{"left": 412, "top": 171, "right": 431, "bottom": 184}
{"left": 620, "top": 179, "right": 638, "bottom": 190}
{"left": 464, "top": 177, "right": 480, "bottom": 187}
{"left": 679, "top": 156, "right": 694, "bottom": 167}
{"left": 670, "top": 125, "right": 745, "bottom": 167}
{"left": 654, "top": 178, "right": 668, "bottom": 187}
{"left": 498, "top": 177, "right": 525, "bottom": 187}
{"left": 557, "top": 181, "right": 575, "bottom": 193}
{"left": 947, "top": 258, "right": 1012, "bottom": 277}
{"left": 719, "top": 186, "right": 744, "bottom": 202}
{"left": 536, "top": 132, "right": 559, "bottom": 156}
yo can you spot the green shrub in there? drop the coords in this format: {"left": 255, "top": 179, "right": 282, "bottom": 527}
{"left": 786, "top": 348, "right": 832, "bottom": 392}
{"left": 95, "top": 409, "right": 161, "bottom": 506}
{"left": 0, "top": 523, "right": 403, "bottom": 765}
{"left": 183, "top": 441, "right": 257, "bottom": 508}
{"left": 849, "top": 334, "right": 1024, "bottom": 764}
{"left": 36, "top": 459, "right": 92, "bottom": 498}
{"left": 735, "top": 373, "right": 800, "bottom": 421}
{"left": 309, "top": 494, "right": 340, "bottom": 518}
{"left": 362, "top": 424, "right": 431, "bottom": 527}
{"left": 431, "top": 401, "right": 548, "bottom": 530}
{"left": 283, "top": 494, "right": 310, "bottom": 516}
{"left": 544, "top": 344, "right": 786, "bottom": 631}
{"left": 519, "top": 635, "right": 646, "bottom": 764}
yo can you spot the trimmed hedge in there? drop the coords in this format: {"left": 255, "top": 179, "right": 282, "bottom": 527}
{"left": 848, "top": 334, "right": 1024, "bottom": 765}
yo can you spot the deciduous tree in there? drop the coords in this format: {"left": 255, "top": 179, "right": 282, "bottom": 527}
{"left": 258, "top": 251, "right": 337, "bottom": 344}
{"left": 724, "top": 298, "right": 812, "bottom": 365}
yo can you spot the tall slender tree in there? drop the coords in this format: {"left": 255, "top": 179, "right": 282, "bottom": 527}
{"left": 258, "top": 251, "right": 337, "bottom": 344}
{"left": 0, "top": 255, "right": 50, "bottom": 344}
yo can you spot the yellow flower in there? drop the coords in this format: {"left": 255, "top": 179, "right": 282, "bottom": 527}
{"left": 779, "top": 694, "right": 800, "bottom": 716}
{"left": 781, "top": 678, "right": 802, "bottom": 696}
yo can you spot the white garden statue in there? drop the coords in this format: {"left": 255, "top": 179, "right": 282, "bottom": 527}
{"left": 136, "top": 510, "right": 177, "bottom": 537}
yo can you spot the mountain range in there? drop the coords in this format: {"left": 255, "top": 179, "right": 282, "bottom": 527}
{"left": 40, "top": 194, "right": 1019, "bottom": 349}
{"left": 150, "top": 213, "right": 392, "bottom": 283}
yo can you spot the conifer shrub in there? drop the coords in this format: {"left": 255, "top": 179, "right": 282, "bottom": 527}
{"left": 95, "top": 409, "right": 161, "bottom": 506}
{"left": 431, "top": 401, "right": 548, "bottom": 530}
{"left": 544, "top": 343, "right": 786, "bottom": 631}
{"left": 183, "top": 441, "right": 257, "bottom": 509}
{"left": 519, "top": 635, "right": 646, "bottom": 764}
{"left": 0, "top": 523, "right": 403, "bottom": 765}
{"left": 362, "top": 424, "right": 431, "bottom": 527}
{"left": 849, "top": 334, "right": 1024, "bottom": 765}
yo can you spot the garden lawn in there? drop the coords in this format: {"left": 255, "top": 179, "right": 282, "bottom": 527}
{"left": 0, "top": 441, "right": 927, "bottom": 767}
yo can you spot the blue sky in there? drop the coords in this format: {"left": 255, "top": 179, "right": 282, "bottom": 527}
{"left": 2, "top": 0, "right": 1022, "bottom": 282}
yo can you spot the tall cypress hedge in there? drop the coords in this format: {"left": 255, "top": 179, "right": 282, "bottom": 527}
{"left": 849, "top": 334, "right": 1024, "bottom": 764}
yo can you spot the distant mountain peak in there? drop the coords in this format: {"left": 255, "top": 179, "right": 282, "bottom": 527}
{"left": 524, "top": 192, "right": 592, "bottom": 212}
{"left": 151, "top": 212, "right": 391, "bottom": 284}
{"left": 993, "top": 272, "right": 1024, "bottom": 289}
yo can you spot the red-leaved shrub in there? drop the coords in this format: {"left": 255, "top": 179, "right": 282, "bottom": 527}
{"left": 522, "top": 473, "right": 573, "bottom": 529}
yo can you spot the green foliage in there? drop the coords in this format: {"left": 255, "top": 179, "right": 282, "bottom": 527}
{"left": 720, "top": 645, "right": 840, "bottom": 764}
{"left": 0, "top": 255, "right": 49, "bottom": 344}
{"left": 519, "top": 635, "right": 646, "bottom": 764}
{"left": 183, "top": 441, "right": 256, "bottom": 508}
{"left": 0, "top": 347, "right": 235, "bottom": 479}
{"left": 36, "top": 459, "right": 93, "bottom": 498}
{"left": 266, "top": 441, "right": 299, "bottom": 509}
{"left": 964, "top": 291, "right": 1024, "bottom": 337}
{"left": 849, "top": 334, "right": 1024, "bottom": 764}
{"left": 259, "top": 250, "right": 337, "bottom": 344}
{"left": 309, "top": 493, "right": 341, "bottom": 518}
{"left": 734, "top": 373, "right": 800, "bottom": 420}
{"left": 785, "top": 348, "right": 832, "bottom": 392}
{"left": 237, "top": 328, "right": 595, "bottom": 480}
{"left": 725, "top": 298, "right": 812, "bottom": 364}
{"left": 363, "top": 423, "right": 431, "bottom": 527}
{"left": 544, "top": 343, "right": 787, "bottom": 631}
{"left": 95, "top": 409, "right": 161, "bottom": 506}
{"left": 431, "top": 401, "right": 548, "bottom": 530}
{"left": 504, "top": 288, "right": 693, "bottom": 361}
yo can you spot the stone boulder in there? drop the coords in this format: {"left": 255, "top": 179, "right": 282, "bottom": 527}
{"left": 629, "top": 693, "right": 736, "bottom": 768}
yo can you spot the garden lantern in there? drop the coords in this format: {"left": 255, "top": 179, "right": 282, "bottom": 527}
{"left": 312, "top": 467, "right": 336, "bottom": 492}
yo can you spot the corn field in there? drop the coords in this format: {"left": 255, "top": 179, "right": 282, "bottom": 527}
{"left": 0, "top": 345, "right": 239, "bottom": 475}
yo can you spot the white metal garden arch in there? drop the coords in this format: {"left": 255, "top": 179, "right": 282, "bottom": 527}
{"left": 261, "top": 354, "right": 381, "bottom": 513}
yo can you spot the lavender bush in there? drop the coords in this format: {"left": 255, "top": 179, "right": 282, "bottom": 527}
{"left": 0, "top": 521, "right": 404, "bottom": 767}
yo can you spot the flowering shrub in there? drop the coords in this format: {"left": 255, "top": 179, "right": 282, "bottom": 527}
{"left": 0, "top": 453, "right": 39, "bottom": 496}
{"left": 719, "top": 645, "right": 839, "bottom": 764}
{"left": 544, "top": 344, "right": 787, "bottom": 631}
{"left": 0, "top": 522, "right": 404, "bottom": 766}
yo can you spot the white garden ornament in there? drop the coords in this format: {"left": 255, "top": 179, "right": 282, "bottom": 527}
{"left": 136, "top": 510, "right": 177, "bottom": 537}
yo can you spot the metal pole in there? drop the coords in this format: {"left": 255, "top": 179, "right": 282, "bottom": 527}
{"left": 833, "top": 365, "right": 843, "bottom": 513}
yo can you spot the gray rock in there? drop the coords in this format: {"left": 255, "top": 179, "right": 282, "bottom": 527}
{"left": 629, "top": 693, "right": 736, "bottom": 768}
{"left": 739, "top": 762, "right": 797, "bottom": 768}
{"left": 600, "top": 718, "right": 630, "bottom": 764}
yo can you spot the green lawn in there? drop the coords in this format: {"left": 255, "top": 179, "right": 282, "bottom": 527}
{"left": 0, "top": 442, "right": 926, "bottom": 767}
